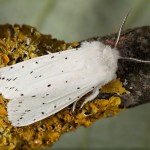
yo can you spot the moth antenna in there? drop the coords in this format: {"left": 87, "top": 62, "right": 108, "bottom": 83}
{"left": 117, "top": 10, "right": 150, "bottom": 64}
{"left": 120, "top": 57, "right": 150, "bottom": 63}
{"left": 114, "top": 10, "right": 131, "bottom": 48}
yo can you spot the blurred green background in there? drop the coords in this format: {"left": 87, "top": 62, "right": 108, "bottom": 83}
{"left": 0, "top": 0, "right": 150, "bottom": 149}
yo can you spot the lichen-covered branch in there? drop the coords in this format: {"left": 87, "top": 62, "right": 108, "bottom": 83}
{"left": 0, "top": 24, "right": 149, "bottom": 149}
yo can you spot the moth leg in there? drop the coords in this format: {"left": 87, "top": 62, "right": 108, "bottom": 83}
{"left": 80, "top": 89, "right": 99, "bottom": 109}
{"left": 45, "top": 50, "right": 52, "bottom": 54}
{"left": 72, "top": 101, "right": 78, "bottom": 113}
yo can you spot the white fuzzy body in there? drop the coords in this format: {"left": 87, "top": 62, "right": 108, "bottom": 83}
{"left": 0, "top": 41, "right": 119, "bottom": 126}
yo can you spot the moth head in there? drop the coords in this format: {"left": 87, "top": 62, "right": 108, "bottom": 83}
{"left": 102, "top": 45, "right": 120, "bottom": 70}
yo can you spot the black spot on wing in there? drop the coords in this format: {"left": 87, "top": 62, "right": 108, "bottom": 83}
{"left": 47, "top": 84, "right": 51, "bottom": 87}
{"left": 25, "top": 110, "right": 31, "bottom": 112}
{"left": 13, "top": 77, "right": 18, "bottom": 81}
{"left": 35, "top": 75, "right": 42, "bottom": 78}
{"left": 10, "top": 87, "right": 15, "bottom": 90}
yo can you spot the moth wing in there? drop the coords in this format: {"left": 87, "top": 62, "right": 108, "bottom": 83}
{"left": 1, "top": 41, "right": 109, "bottom": 126}
{"left": 8, "top": 85, "right": 92, "bottom": 126}
{"left": 7, "top": 67, "right": 98, "bottom": 126}
{"left": 0, "top": 47, "right": 88, "bottom": 98}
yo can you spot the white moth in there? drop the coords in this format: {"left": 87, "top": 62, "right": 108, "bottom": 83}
{"left": 0, "top": 13, "right": 149, "bottom": 127}
{"left": 0, "top": 41, "right": 149, "bottom": 127}
{"left": 0, "top": 41, "right": 119, "bottom": 126}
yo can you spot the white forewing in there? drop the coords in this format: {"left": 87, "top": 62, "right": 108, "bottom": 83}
{"left": 0, "top": 41, "right": 119, "bottom": 126}
{"left": 0, "top": 48, "right": 85, "bottom": 98}
{"left": 8, "top": 86, "right": 93, "bottom": 126}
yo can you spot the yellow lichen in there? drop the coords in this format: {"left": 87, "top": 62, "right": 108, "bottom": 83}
{"left": 1, "top": 54, "right": 10, "bottom": 64}
{"left": 0, "top": 108, "right": 7, "bottom": 116}
{"left": 75, "top": 96, "right": 122, "bottom": 127}
{"left": 101, "top": 78, "right": 129, "bottom": 94}
{"left": 0, "top": 24, "right": 129, "bottom": 149}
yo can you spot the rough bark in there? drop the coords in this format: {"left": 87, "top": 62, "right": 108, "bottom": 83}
{"left": 89, "top": 26, "right": 150, "bottom": 108}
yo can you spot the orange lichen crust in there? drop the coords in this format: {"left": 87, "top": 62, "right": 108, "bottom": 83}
{"left": 0, "top": 24, "right": 128, "bottom": 149}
